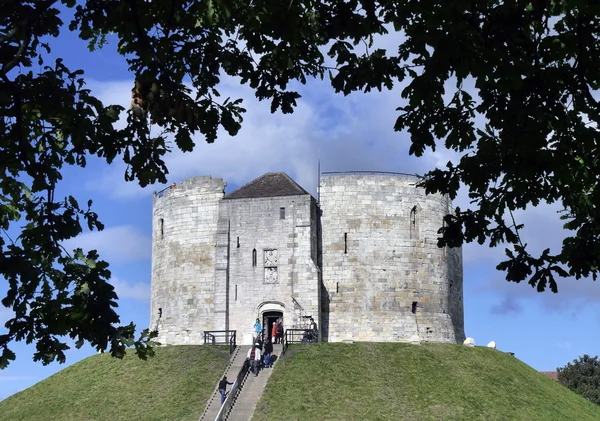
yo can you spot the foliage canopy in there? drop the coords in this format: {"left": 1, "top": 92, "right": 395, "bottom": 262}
{"left": 2, "top": 0, "right": 600, "bottom": 367}
{"left": 558, "top": 355, "right": 600, "bottom": 405}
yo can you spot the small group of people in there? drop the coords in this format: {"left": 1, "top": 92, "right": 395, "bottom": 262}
{"left": 246, "top": 336, "right": 275, "bottom": 376}
{"left": 271, "top": 318, "right": 284, "bottom": 344}
{"left": 219, "top": 331, "right": 276, "bottom": 405}
{"left": 254, "top": 317, "right": 284, "bottom": 345}
{"left": 219, "top": 315, "right": 318, "bottom": 405}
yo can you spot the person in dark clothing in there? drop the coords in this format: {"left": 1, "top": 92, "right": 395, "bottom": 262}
{"left": 218, "top": 376, "right": 233, "bottom": 404}
{"left": 309, "top": 317, "right": 317, "bottom": 333}
{"left": 276, "top": 320, "right": 284, "bottom": 344}
{"left": 263, "top": 338, "right": 274, "bottom": 368}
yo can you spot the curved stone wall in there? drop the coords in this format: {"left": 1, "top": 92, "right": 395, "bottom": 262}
{"left": 319, "top": 174, "right": 464, "bottom": 343}
{"left": 150, "top": 176, "right": 226, "bottom": 345}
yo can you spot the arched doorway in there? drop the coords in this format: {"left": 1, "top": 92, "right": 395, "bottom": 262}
{"left": 262, "top": 311, "right": 283, "bottom": 342}
{"left": 257, "top": 301, "right": 285, "bottom": 342}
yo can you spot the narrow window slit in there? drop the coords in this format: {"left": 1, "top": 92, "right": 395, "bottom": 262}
{"left": 410, "top": 205, "right": 417, "bottom": 239}
{"left": 344, "top": 233, "right": 348, "bottom": 254}
{"left": 411, "top": 301, "right": 418, "bottom": 314}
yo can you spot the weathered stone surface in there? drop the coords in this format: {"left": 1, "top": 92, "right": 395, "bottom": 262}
{"left": 151, "top": 176, "right": 226, "bottom": 345}
{"left": 150, "top": 172, "right": 465, "bottom": 345}
{"left": 319, "top": 174, "right": 464, "bottom": 344}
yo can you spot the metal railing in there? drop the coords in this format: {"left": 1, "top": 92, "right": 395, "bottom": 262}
{"left": 154, "top": 183, "right": 178, "bottom": 198}
{"left": 203, "top": 330, "right": 237, "bottom": 354}
{"left": 282, "top": 328, "right": 319, "bottom": 354}
{"left": 214, "top": 354, "right": 250, "bottom": 421}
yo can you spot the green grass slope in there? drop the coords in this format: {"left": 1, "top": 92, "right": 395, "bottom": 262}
{"left": 0, "top": 345, "right": 229, "bottom": 421}
{"left": 254, "top": 343, "right": 600, "bottom": 421}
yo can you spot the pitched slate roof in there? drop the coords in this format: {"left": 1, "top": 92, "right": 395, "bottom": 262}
{"left": 224, "top": 172, "right": 311, "bottom": 200}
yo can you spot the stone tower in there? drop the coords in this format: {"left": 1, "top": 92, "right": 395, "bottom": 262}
{"left": 150, "top": 176, "right": 226, "bottom": 344}
{"left": 319, "top": 173, "right": 464, "bottom": 343}
{"left": 150, "top": 172, "right": 464, "bottom": 345}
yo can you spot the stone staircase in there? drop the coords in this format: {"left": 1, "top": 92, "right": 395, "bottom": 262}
{"left": 225, "top": 356, "right": 276, "bottom": 421}
{"left": 199, "top": 345, "right": 280, "bottom": 421}
{"left": 199, "top": 345, "right": 250, "bottom": 421}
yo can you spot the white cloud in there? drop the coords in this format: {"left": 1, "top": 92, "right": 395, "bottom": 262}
{"left": 83, "top": 73, "right": 447, "bottom": 200}
{"left": 62, "top": 225, "right": 151, "bottom": 263}
{"left": 110, "top": 276, "right": 150, "bottom": 302}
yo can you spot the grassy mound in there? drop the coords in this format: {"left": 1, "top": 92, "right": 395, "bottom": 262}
{"left": 253, "top": 343, "right": 600, "bottom": 421}
{"left": 0, "top": 345, "right": 229, "bottom": 421}
{"left": 3, "top": 342, "right": 598, "bottom": 421}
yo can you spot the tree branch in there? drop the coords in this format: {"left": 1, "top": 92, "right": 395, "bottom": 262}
{"left": 1, "top": 31, "right": 32, "bottom": 76}
{"left": 0, "top": 0, "right": 59, "bottom": 74}
{"left": 508, "top": 207, "right": 525, "bottom": 249}
{"left": 127, "top": 0, "right": 163, "bottom": 66}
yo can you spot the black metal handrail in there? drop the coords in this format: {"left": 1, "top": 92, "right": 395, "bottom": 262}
{"left": 229, "top": 331, "right": 236, "bottom": 355}
{"left": 203, "top": 330, "right": 237, "bottom": 354}
{"left": 214, "top": 353, "right": 249, "bottom": 421}
{"left": 282, "top": 328, "right": 319, "bottom": 354}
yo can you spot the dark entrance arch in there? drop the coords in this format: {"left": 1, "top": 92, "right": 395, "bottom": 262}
{"left": 262, "top": 311, "right": 283, "bottom": 342}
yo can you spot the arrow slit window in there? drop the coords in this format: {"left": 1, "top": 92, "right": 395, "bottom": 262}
{"left": 410, "top": 205, "right": 419, "bottom": 239}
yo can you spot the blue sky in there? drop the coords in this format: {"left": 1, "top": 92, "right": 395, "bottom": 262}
{"left": 2, "top": 8, "right": 600, "bottom": 401}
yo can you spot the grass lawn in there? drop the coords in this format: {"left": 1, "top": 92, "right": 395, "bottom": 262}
{"left": 0, "top": 345, "right": 230, "bottom": 421}
{"left": 253, "top": 342, "right": 600, "bottom": 421}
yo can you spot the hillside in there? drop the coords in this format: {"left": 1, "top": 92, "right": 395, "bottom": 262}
{"left": 1, "top": 342, "right": 599, "bottom": 421}
{"left": 254, "top": 343, "right": 600, "bottom": 421}
{"left": 0, "top": 345, "right": 229, "bottom": 421}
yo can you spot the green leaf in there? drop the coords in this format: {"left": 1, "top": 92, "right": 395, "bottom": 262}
{"left": 21, "top": 184, "right": 32, "bottom": 199}
{"left": 0, "top": 347, "right": 16, "bottom": 370}
{"left": 175, "top": 130, "right": 195, "bottom": 152}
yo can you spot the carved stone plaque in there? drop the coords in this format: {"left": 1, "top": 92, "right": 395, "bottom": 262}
{"left": 264, "top": 249, "right": 279, "bottom": 266}
{"left": 264, "top": 267, "right": 278, "bottom": 284}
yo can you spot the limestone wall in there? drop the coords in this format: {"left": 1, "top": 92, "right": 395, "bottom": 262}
{"left": 319, "top": 174, "right": 464, "bottom": 343}
{"left": 150, "top": 176, "right": 226, "bottom": 345}
{"left": 220, "top": 195, "right": 321, "bottom": 339}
